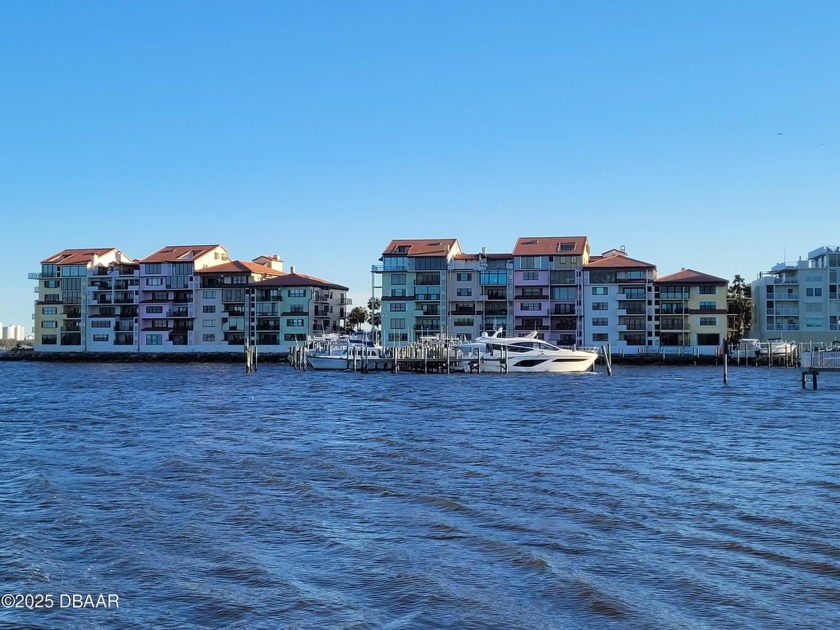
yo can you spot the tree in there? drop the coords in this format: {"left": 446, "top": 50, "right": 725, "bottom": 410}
{"left": 727, "top": 274, "right": 753, "bottom": 343}
{"left": 347, "top": 306, "right": 369, "bottom": 330}
{"left": 367, "top": 297, "right": 381, "bottom": 330}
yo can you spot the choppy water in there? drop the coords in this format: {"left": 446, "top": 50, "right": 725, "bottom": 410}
{"left": 1, "top": 361, "right": 838, "bottom": 629}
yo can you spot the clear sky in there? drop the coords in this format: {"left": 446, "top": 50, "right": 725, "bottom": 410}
{"left": 2, "top": 1, "right": 838, "bottom": 332}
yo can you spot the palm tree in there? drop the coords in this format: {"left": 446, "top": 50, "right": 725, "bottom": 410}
{"left": 727, "top": 275, "right": 753, "bottom": 343}
{"left": 347, "top": 306, "right": 369, "bottom": 330}
{"left": 367, "top": 297, "right": 381, "bottom": 330}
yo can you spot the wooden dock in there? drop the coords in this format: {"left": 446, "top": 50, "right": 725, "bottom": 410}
{"left": 800, "top": 349, "right": 840, "bottom": 389}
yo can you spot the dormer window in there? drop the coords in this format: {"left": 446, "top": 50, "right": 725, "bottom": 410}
{"left": 559, "top": 242, "right": 575, "bottom": 251}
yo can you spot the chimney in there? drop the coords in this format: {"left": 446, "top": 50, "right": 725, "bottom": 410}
{"left": 290, "top": 265, "right": 296, "bottom": 274}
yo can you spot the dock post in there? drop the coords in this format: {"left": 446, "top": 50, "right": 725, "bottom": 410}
{"left": 723, "top": 351, "right": 728, "bottom": 384}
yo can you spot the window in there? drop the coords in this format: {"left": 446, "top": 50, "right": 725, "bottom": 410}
{"left": 288, "top": 289, "right": 306, "bottom": 298}
{"left": 44, "top": 279, "right": 60, "bottom": 288}
{"left": 592, "top": 287, "right": 608, "bottom": 295}
{"left": 622, "top": 288, "right": 645, "bottom": 299}
{"left": 521, "top": 287, "right": 543, "bottom": 297}
{"left": 387, "top": 333, "right": 408, "bottom": 342}
{"left": 592, "top": 318, "right": 608, "bottom": 326}
{"left": 146, "top": 306, "right": 163, "bottom": 314}
{"left": 41, "top": 334, "right": 57, "bottom": 344}
{"left": 61, "top": 265, "right": 85, "bottom": 277}
{"left": 521, "top": 302, "right": 542, "bottom": 311}
{"left": 286, "top": 318, "right": 305, "bottom": 327}
{"left": 203, "top": 291, "right": 216, "bottom": 299}
{"left": 42, "top": 306, "right": 57, "bottom": 315}
{"left": 284, "top": 333, "right": 307, "bottom": 341}
{"left": 698, "top": 286, "right": 716, "bottom": 294}
{"left": 203, "top": 319, "right": 215, "bottom": 328}
{"left": 522, "top": 271, "right": 539, "bottom": 281}
{"left": 230, "top": 275, "right": 247, "bottom": 285}
{"left": 520, "top": 257, "right": 539, "bottom": 270}
{"left": 559, "top": 242, "right": 575, "bottom": 251}
{"left": 806, "top": 287, "right": 824, "bottom": 297}
{"left": 146, "top": 334, "right": 163, "bottom": 345}
{"left": 91, "top": 320, "right": 111, "bottom": 328}
{"left": 41, "top": 321, "right": 57, "bottom": 328}
{"left": 592, "top": 302, "right": 608, "bottom": 311}
{"left": 414, "top": 257, "right": 446, "bottom": 271}
{"left": 456, "top": 288, "right": 472, "bottom": 297}
{"left": 552, "top": 287, "right": 576, "bottom": 300}
{"left": 290, "top": 305, "right": 305, "bottom": 313}
{"left": 92, "top": 334, "right": 109, "bottom": 342}
{"left": 697, "top": 333, "right": 720, "bottom": 345}
{"left": 390, "top": 318, "right": 406, "bottom": 330}
{"left": 391, "top": 274, "right": 406, "bottom": 285}
{"left": 172, "top": 262, "right": 192, "bottom": 276}
{"left": 699, "top": 301, "right": 716, "bottom": 311}
{"left": 391, "top": 288, "right": 406, "bottom": 297}
{"left": 480, "top": 271, "right": 507, "bottom": 285}
{"left": 390, "top": 303, "right": 406, "bottom": 312}
{"left": 144, "top": 263, "right": 161, "bottom": 274}
{"left": 202, "top": 334, "right": 216, "bottom": 342}
{"left": 456, "top": 272, "right": 472, "bottom": 281}
{"left": 699, "top": 317, "right": 717, "bottom": 326}
{"left": 41, "top": 264, "right": 58, "bottom": 277}
{"left": 203, "top": 305, "right": 216, "bottom": 313}
{"left": 146, "top": 277, "right": 163, "bottom": 286}
{"left": 593, "top": 333, "right": 609, "bottom": 342}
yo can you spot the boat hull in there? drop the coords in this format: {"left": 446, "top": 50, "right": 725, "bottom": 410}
{"left": 307, "top": 355, "right": 392, "bottom": 371}
{"left": 469, "top": 351, "right": 597, "bottom": 373}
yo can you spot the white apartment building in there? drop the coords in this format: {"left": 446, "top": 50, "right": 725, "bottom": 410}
{"left": 751, "top": 246, "right": 840, "bottom": 345}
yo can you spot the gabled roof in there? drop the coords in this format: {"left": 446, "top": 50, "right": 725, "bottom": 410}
{"left": 655, "top": 269, "right": 728, "bottom": 284}
{"left": 254, "top": 272, "right": 348, "bottom": 291}
{"left": 381, "top": 239, "right": 459, "bottom": 257}
{"left": 513, "top": 236, "right": 588, "bottom": 257}
{"left": 193, "top": 261, "right": 280, "bottom": 275}
{"left": 585, "top": 255, "right": 655, "bottom": 269}
{"left": 41, "top": 248, "right": 122, "bottom": 265}
{"left": 139, "top": 244, "right": 225, "bottom": 264}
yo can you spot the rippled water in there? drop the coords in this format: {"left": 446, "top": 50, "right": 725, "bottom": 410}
{"left": 1, "top": 361, "right": 838, "bottom": 629}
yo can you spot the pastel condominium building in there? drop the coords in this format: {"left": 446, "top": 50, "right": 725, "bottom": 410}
{"left": 31, "top": 245, "right": 350, "bottom": 353}
{"left": 373, "top": 237, "right": 729, "bottom": 353}
{"left": 751, "top": 245, "right": 840, "bottom": 345}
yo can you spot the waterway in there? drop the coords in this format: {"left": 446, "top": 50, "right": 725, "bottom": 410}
{"left": 1, "top": 362, "right": 838, "bottom": 629}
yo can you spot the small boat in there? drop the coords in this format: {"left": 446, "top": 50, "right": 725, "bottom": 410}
{"left": 306, "top": 331, "right": 392, "bottom": 371}
{"left": 729, "top": 338, "right": 796, "bottom": 359}
{"left": 464, "top": 329, "right": 599, "bottom": 373}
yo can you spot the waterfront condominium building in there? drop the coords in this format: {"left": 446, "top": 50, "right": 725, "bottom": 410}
{"left": 511, "top": 236, "right": 589, "bottom": 346}
{"left": 373, "top": 239, "right": 463, "bottom": 344}
{"left": 32, "top": 245, "right": 349, "bottom": 354}
{"left": 751, "top": 245, "right": 840, "bottom": 345}
{"left": 653, "top": 269, "right": 728, "bottom": 349}
{"left": 581, "top": 248, "right": 657, "bottom": 350}
{"left": 31, "top": 247, "right": 138, "bottom": 350}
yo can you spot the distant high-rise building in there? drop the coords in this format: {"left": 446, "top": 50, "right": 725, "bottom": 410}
{"left": 2, "top": 324, "right": 25, "bottom": 341}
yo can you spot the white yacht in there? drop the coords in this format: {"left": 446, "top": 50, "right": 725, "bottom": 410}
{"left": 306, "top": 331, "right": 392, "bottom": 371}
{"left": 463, "top": 329, "right": 599, "bottom": 373}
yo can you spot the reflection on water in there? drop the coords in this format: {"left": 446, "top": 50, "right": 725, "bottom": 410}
{"left": 1, "top": 363, "right": 838, "bottom": 629}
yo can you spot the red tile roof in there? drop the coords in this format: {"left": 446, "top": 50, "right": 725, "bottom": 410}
{"left": 585, "top": 255, "right": 655, "bottom": 269}
{"left": 194, "top": 261, "right": 281, "bottom": 275}
{"left": 381, "top": 239, "right": 460, "bottom": 257}
{"left": 655, "top": 269, "right": 728, "bottom": 284}
{"left": 139, "top": 245, "right": 225, "bottom": 264}
{"left": 254, "top": 272, "right": 348, "bottom": 291}
{"left": 512, "top": 236, "right": 589, "bottom": 257}
{"left": 41, "top": 248, "right": 123, "bottom": 265}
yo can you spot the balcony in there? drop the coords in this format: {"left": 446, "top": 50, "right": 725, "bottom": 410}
{"left": 450, "top": 308, "right": 476, "bottom": 315}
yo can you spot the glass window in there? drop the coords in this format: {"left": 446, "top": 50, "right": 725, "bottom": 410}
{"left": 457, "top": 288, "right": 472, "bottom": 296}
{"left": 592, "top": 302, "right": 608, "bottom": 311}
{"left": 288, "top": 289, "right": 306, "bottom": 298}
{"left": 203, "top": 319, "right": 215, "bottom": 327}
{"left": 391, "top": 274, "right": 406, "bottom": 285}
{"left": 203, "top": 334, "right": 216, "bottom": 342}
{"left": 592, "top": 287, "right": 608, "bottom": 295}
{"left": 42, "top": 306, "right": 57, "bottom": 315}
{"left": 390, "top": 318, "right": 406, "bottom": 330}
{"left": 522, "top": 271, "right": 540, "bottom": 281}
{"left": 146, "top": 334, "right": 163, "bottom": 345}
{"left": 390, "top": 303, "right": 406, "bottom": 312}
{"left": 203, "top": 291, "right": 216, "bottom": 299}
{"left": 456, "top": 272, "right": 472, "bottom": 281}
{"left": 144, "top": 263, "right": 161, "bottom": 274}
{"left": 203, "top": 305, "right": 216, "bottom": 313}
{"left": 592, "top": 318, "right": 608, "bottom": 326}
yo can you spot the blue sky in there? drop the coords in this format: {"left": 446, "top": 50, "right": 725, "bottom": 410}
{"left": 2, "top": 1, "right": 838, "bottom": 331}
